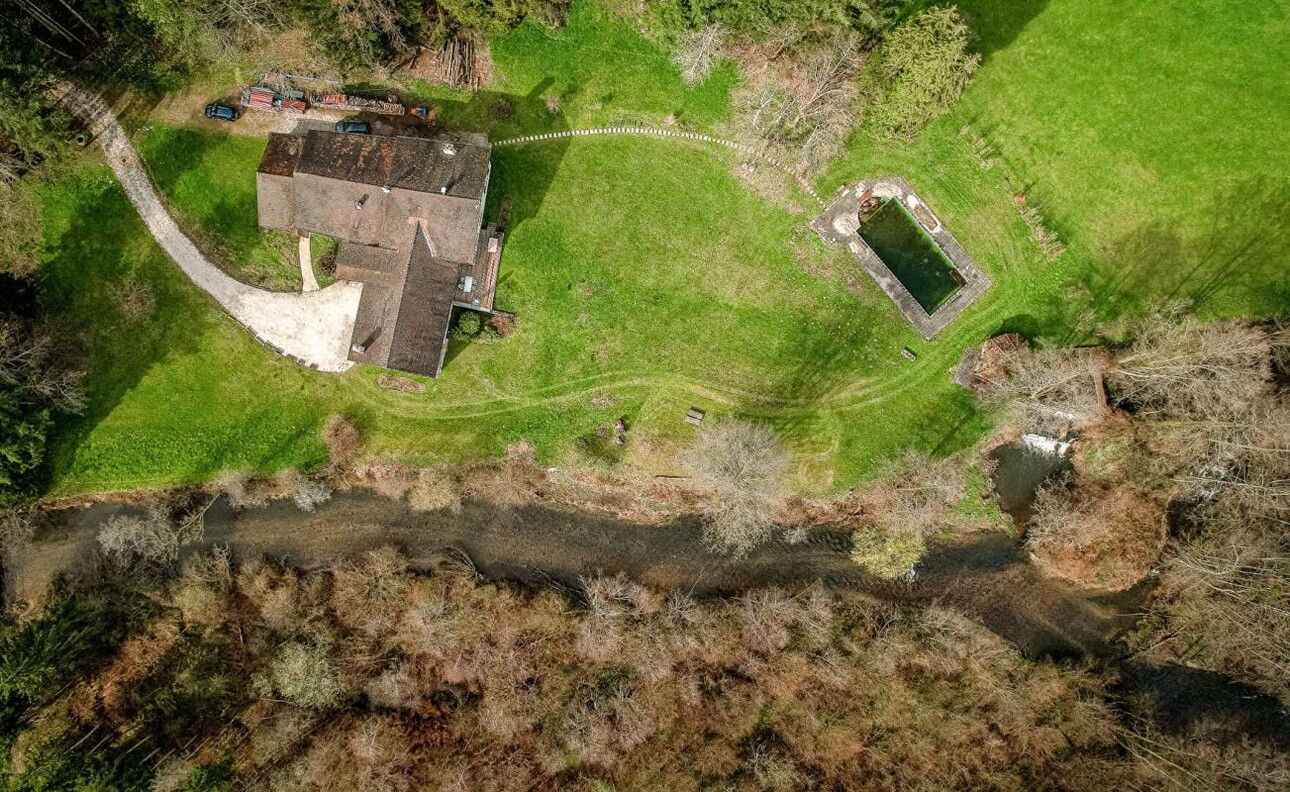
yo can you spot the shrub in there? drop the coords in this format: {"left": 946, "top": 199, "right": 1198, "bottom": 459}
{"left": 455, "top": 311, "right": 482, "bottom": 337}
{"left": 863, "top": 6, "right": 980, "bottom": 140}
{"left": 259, "top": 640, "right": 342, "bottom": 709}
{"left": 322, "top": 415, "right": 362, "bottom": 469}
{"left": 850, "top": 526, "right": 924, "bottom": 579}
{"left": 407, "top": 469, "right": 461, "bottom": 513}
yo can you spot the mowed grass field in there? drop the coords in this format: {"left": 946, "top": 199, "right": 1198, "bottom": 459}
{"left": 37, "top": 0, "right": 1289, "bottom": 495}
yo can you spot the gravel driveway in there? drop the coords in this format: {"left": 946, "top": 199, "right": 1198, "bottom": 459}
{"left": 63, "top": 86, "right": 362, "bottom": 372}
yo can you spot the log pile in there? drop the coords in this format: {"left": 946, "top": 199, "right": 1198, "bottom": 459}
{"left": 404, "top": 38, "right": 493, "bottom": 91}
{"left": 314, "top": 93, "right": 405, "bottom": 115}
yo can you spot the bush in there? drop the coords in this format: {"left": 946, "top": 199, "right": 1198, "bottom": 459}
{"left": 863, "top": 6, "right": 980, "bottom": 140}
{"left": 850, "top": 526, "right": 924, "bottom": 579}
{"left": 322, "top": 414, "right": 361, "bottom": 469}
{"left": 456, "top": 311, "right": 482, "bottom": 337}
{"left": 259, "top": 640, "right": 342, "bottom": 709}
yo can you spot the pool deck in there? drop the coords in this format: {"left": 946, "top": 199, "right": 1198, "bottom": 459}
{"left": 810, "top": 177, "right": 991, "bottom": 339}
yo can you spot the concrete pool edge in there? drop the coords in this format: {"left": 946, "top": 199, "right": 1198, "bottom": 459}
{"left": 809, "top": 176, "right": 992, "bottom": 340}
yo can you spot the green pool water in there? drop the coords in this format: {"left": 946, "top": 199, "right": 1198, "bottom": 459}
{"left": 859, "top": 199, "right": 964, "bottom": 313}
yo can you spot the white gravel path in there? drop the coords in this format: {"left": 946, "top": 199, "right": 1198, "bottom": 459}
{"left": 298, "top": 235, "right": 321, "bottom": 292}
{"left": 63, "top": 86, "right": 361, "bottom": 372}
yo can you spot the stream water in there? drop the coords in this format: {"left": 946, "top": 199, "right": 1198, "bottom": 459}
{"left": 25, "top": 491, "right": 1132, "bottom": 659}
{"left": 14, "top": 490, "right": 1289, "bottom": 747}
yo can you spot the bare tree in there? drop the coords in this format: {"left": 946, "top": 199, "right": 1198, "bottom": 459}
{"left": 201, "top": 0, "right": 286, "bottom": 40}
{"left": 671, "top": 24, "right": 726, "bottom": 85}
{"left": 256, "top": 639, "right": 343, "bottom": 708}
{"left": 0, "top": 319, "right": 86, "bottom": 414}
{"left": 97, "top": 509, "right": 201, "bottom": 568}
{"left": 730, "top": 31, "right": 862, "bottom": 172}
{"left": 111, "top": 277, "right": 155, "bottom": 323}
{"left": 979, "top": 344, "right": 1108, "bottom": 433}
{"left": 686, "top": 419, "right": 789, "bottom": 556}
{"left": 1110, "top": 306, "right": 1271, "bottom": 423}
{"left": 1109, "top": 305, "right": 1277, "bottom": 493}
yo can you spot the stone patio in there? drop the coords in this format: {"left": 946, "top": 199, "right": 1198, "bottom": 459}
{"left": 810, "top": 177, "right": 990, "bottom": 339}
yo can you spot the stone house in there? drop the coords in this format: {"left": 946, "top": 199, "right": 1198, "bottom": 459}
{"left": 256, "top": 129, "right": 503, "bottom": 377}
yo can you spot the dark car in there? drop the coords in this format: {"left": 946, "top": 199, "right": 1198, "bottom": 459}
{"left": 204, "top": 103, "right": 237, "bottom": 122}
{"left": 335, "top": 120, "right": 370, "bottom": 135}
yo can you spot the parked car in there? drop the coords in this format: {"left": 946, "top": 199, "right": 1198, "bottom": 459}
{"left": 335, "top": 120, "right": 370, "bottom": 135}
{"left": 204, "top": 103, "right": 238, "bottom": 122}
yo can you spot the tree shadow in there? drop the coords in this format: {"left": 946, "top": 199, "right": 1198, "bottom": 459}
{"left": 954, "top": 0, "right": 1051, "bottom": 61}
{"left": 38, "top": 174, "right": 215, "bottom": 484}
{"left": 1086, "top": 178, "right": 1290, "bottom": 319}
{"left": 1116, "top": 662, "right": 1290, "bottom": 749}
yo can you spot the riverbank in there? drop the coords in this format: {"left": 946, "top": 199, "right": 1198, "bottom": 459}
{"left": 13, "top": 489, "right": 1131, "bottom": 660}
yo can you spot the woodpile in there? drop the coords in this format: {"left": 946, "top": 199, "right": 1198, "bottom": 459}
{"left": 315, "top": 93, "right": 405, "bottom": 115}
{"left": 403, "top": 37, "right": 493, "bottom": 91}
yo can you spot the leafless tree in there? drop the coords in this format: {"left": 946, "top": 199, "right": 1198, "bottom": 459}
{"left": 0, "top": 319, "right": 86, "bottom": 414}
{"left": 97, "top": 509, "right": 201, "bottom": 568}
{"left": 731, "top": 32, "right": 862, "bottom": 171}
{"left": 671, "top": 24, "right": 726, "bottom": 85}
{"left": 1109, "top": 305, "right": 1278, "bottom": 493}
{"left": 979, "top": 344, "right": 1108, "bottom": 434}
{"left": 686, "top": 419, "right": 789, "bottom": 556}
{"left": 256, "top": 639, "right": 343, "bottom": 708}
{"left": 1110, "top": 306, "right": 1271, "bottom": 423}
{"left": 201, "top": 0, "right": 286, "bottom": 39}
{"left": 0, "top": 509, "right": 33, "bottom": 565}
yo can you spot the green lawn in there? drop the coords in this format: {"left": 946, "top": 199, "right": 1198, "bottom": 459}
{"left": 947, "top": 0, "right": 1290, "bottom": 320}
{"left": 36, "top": 0, "right": 1289, "bottom": 495}
{"left": 134, "top": 125, "right": 302, "bottom": 290}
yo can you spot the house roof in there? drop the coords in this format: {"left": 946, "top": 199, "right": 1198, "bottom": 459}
{"left": 258, "top": 134, "right": 303, "bottom": 177}
{"left": 337, "top": 224, "right": 459, "bottom": 377}
{"left": 294, "top": 130, "right": 490, "bottom": 199}
{"left": 255, "top": 129, "right": 497, "bottom": 378}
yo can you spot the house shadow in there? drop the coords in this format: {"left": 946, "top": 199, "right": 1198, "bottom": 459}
{"left": 38, "top": 173, "right": 215, "bottom": 486}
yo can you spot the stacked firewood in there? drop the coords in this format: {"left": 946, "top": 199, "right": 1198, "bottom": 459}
{"left": 404, "top": 38, "right": 492, "bottom": 91}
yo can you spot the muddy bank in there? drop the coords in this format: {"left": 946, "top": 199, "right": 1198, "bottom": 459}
{"left": 13, "top": 490, "right": 1289, "bottom": 746}
{"left": 17, "top": 491, "right": 1135, "bottom": 660}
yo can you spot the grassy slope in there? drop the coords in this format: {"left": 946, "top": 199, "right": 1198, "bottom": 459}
{"left": 134, "top": 126, "right": 302, "bottom": 290}
{"left": 38, "top": 0, "right": 1289, "bottom": 495}
{"left": 949, "top": 0, "right": 1290, "bottom": 319}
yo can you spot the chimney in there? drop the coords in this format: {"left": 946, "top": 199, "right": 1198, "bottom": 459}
{"left": 355, "top": 193, "right": 369, "bottom": 210}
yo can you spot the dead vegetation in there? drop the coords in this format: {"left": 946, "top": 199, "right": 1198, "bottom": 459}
{"left": 1026, "top": 475, "right": 1163, "bottom": 591}
{"left": 685, "top": 419, "right": 790, "bottom": 556}
{"left": 20, "top": 548, "right": 1191, "bottom": 790}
